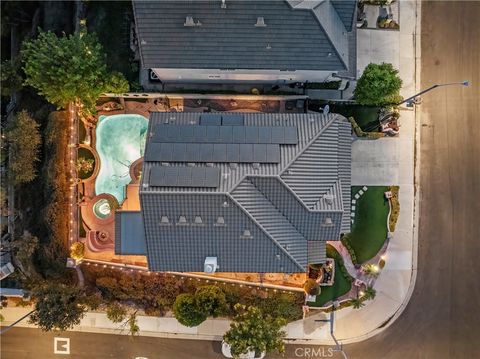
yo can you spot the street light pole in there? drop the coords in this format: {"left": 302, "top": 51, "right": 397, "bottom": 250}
{"left": 398, "top": 81, "right": 469, "bottom": 107}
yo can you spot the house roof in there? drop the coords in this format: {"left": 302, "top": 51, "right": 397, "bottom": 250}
{"left": 133, "top": 0, "right": 355, "bottom": 71}
{"left": 124, "top": 112, "right": 351, "bottom": 273}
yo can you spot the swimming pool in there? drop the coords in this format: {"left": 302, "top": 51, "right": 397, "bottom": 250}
{"left": 95, "top": 114, "right": 148, "bottom": 204}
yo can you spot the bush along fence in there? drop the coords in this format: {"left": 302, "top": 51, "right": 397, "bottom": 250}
{"left": 348, "top": 117, "right": 385, "bottom": 139}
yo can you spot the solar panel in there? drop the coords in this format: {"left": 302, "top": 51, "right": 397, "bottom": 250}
{"left": 206, "top": 126, "right": 220, "bottom": 143}
{"left": 284, "top": 127, "right": 298, "bottom": 144}
{"left": 212, "top": 144, "right": 227, "bottom": 162}
{"left": 149, "top": 167, "right": 220, "bottom": 187}
{"left": 151, "top": 125, "right": 298, "bottom": 144}
{"left": 219, "top": 126, "right": 233, "bottom": 143}
{"left": 253, "top": 144, "right": 267, "bottom": 162}
{"left": 266, "top": 144, "right": 281, "bottom": 162}
{"left": 232, "top": 126, "right": 245, "bottom": 143}
{"left": 245, "top": 127, "right": 258, "bottom": 143}
{"left": 226, "top": 144, "right": 239, "bottom": 162}
{"left": 270, "top": 127, "right": 284, "bottom": 143}
{"left": 221, "top": 114, "right": 244, "bottom": 126}
{"left": 258, "top": 127, "right": 271, "bottom": 143}
{"left": 200, "top": 114, "right": 222, "bottom": 126}
{"left": 239, "top": 144, "right": 253, "bottom": 162}
{"left": 145, "top": 143, "right": 280, "bottom": 163}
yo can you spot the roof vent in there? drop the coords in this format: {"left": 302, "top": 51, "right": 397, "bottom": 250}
{"left": 241, "top": 229, "right": 252, "bottom": 239}
{"left": 215, "top": 216, "right": 226, "bottom": 226}
{"left": 160, "top": 216, "right": 170, "bottom": 225}
{"left": 140, "top": 39, "right": 147, "bottom": 45}
{"left": 187, "top": 162, "right": 195, "bottom": 167}
{"left": 204, "top": 257, "right": 218, "bottom": 273}
{"left": 177, "top": 216, "right": 189, "bottom": 225}
{"left": 276, "top": 254, "right": 281, "bottom": 260}
{"left": 184, "top": 16, "right": 195, "bottom": 27}
{"left": 221, "top": 0, "right": 227, "bottom": 9}
{"left": 193, "top": 216, "right": 204, "bottom": 225}
{"left": 322, "top": 217, "right": 334, "bottom": 227}
{"left": 255, "top": 17, "right": 266, "bottom": 27}
{"left": 252, "top": 163, "right": 260, "bottom": 170}
{"left": 323, "top": 194, "right": 334, "bottom": 205}
{"left": 222, "top": 201, "right": 229, "bottom": 208}
{"left": 266, "top": 43, "right": 272, "bottom": 50}
{"left": 206, "top": 162, "right": 214, "bottom": 167}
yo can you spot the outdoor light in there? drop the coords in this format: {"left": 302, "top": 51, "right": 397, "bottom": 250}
{"left": 380, "top": 255, "right": 387, "bottom": 261}
{"left": 359, "top": 291, "right": 365, "bottom": 297}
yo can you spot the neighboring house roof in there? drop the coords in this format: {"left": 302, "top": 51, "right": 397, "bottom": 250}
{"left": 133, "top": 0, "right": 356, "bottom": 71}
{"left": 116, "top": 112, "right": 351, "bottom": 273}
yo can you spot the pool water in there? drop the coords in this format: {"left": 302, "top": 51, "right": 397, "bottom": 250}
{"left": 95, "top": 114, "right": 148, "bottom": 204}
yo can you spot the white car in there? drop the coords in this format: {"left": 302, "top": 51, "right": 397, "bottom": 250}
{"left": 221, "top": 341, "right": 266, "bottom": 359}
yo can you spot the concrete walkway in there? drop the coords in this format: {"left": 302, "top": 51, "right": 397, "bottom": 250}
{"left": 1, "top": 0, "right": 420, "bottom": 346}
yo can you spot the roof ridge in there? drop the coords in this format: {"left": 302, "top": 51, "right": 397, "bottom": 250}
{"left": 228, "top": 178, "right": 306, "bottom": 271}
{"left": 280, "top": 114, "right": 339, "bottom": 176}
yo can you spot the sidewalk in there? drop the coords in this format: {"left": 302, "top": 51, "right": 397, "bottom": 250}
{"left": 1, "top": 0, "right": 421, "bottom": 345}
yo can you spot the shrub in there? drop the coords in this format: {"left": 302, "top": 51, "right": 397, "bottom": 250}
{"left": 173, "top": 293, "right": 207, "bottom": 327}
{"left": 258, "top": 293, "right": 304, "bottom": 322}
{"left": 348, "top": 117, "right": 385, "bottom": 139}
{"left": 106, "top": 302, "right": 127, "bottom": 323}
{"left": 388, "top": 186, "right": 400, "bottom": 232}
{"left": 354, "top": 63, "right": 402, "bottom": 106}
{"left": 194, "top": 285, "right": 227, "bottom": 317}
{"left": 69, "top": 242, "right": 85, "bottom": 261}
{"left": 341, "top": 234, "right": 358, "bottom": 265}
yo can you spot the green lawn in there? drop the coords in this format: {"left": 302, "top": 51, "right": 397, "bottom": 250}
{"left": 309, "top": 101, "right": 381, "bottom": 132}
{"left": 348, "top": 186, "right": 390, "bottom": 263}
{"left": 307, "top": 245, "right": 353, "bottom": 307}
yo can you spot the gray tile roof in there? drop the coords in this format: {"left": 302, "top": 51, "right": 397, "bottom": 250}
{"left": 123, "top": 112, "right": 351, "bottom": 273}
{"left": 133, "top": 0, "right": 355, "bottom": 71}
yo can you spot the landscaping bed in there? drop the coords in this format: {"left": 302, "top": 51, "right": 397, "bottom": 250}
{"left": 344, "top": 186, "right": 390, "bottom": 264}
{"left": 307, "top": 245, "right": 353, "bottom": 307}
{"left": 77, "top": 147, "right": 96, "bottom": 180}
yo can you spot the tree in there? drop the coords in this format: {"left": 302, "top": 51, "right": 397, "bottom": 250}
{"left": 127, "top": 312, "right": 140, "bottom": 336}
{"left": 106, "top": 302, "right": 127, "bottom": 324}
{"left": 29, "top": 282, "right": 87, "bottom": 331}
{"left": 194, "top": 285, "right": 227, "bottom": 318}
{"left": 363, "top": 286, "right": 377, "bottom": 301}
{"left": 21, "top": 30, "right": 129, "bottom": 114}
{"left": 6, "top": 110, "right": 41, "bottom": 184}
{"left": 1, "top": 59, "right": 23, "bottom": 97}
{"left": 354, "top": 63, "right": 403, "bottom": 106}
{"left": 172, "top": 293, "right": 207, "bottom": 327}
{"left": 224, "top": 304, "right": 286, "bottom": 358}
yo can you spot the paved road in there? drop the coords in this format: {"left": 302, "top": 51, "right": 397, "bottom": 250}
{"left": 342, "top": 1, "right": 480, "bottom": 358}
{"left": 0, "top": 327, "right": 226, "bottom": 359}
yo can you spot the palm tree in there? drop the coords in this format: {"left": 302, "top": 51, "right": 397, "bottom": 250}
{"left": 351, "top": 298, "right": 365, "bottom": 309}
{"left": 363, "top": 286, "right": 377, "bottom": 301}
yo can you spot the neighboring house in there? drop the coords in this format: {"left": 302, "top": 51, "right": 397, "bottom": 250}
{"left": 132, "top": 0, "right": 356, "bottom": 83}
{"left": 116, "top": 112, "right": 351, "bottom": 273}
